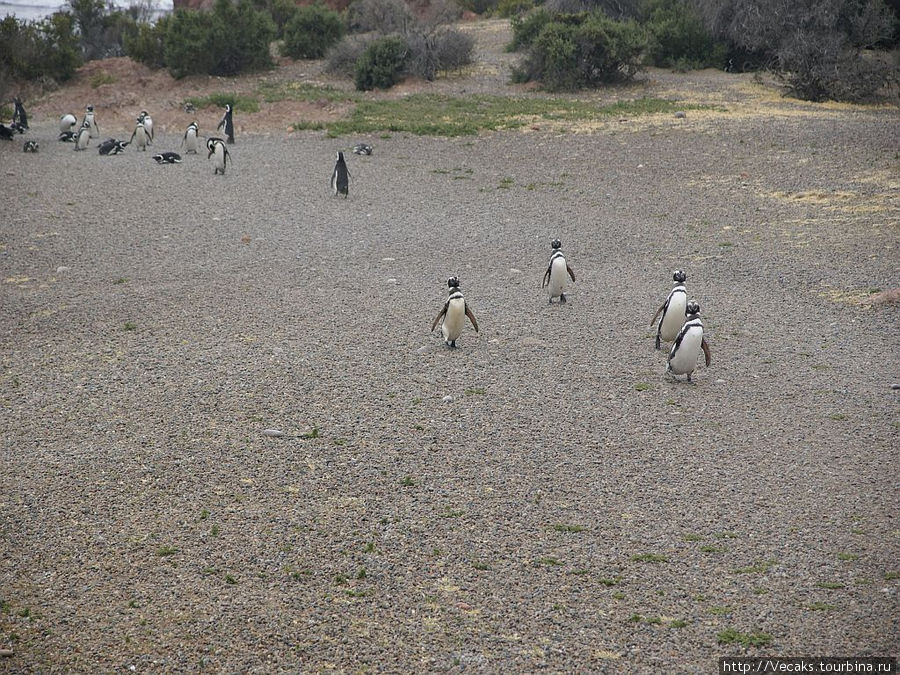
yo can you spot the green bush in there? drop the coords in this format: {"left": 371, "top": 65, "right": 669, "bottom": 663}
{"left": 354, "top": 35, "right": 408, "bottom": 90}
{"left": 0, "top": 13, "right": 82, "bottom": 83}
{"left": 124, "top": 15, "right": 167, "bottom": 68}
{"left": 164, "top": 0, "right": 274, "bottom": 78}
{"left": 513, "top": 11, "right": 647, "bottom": 90}
{"left": 641, "top": 0, "right": 724, "bottom": 69}
{"left": 509, "top": 8, "right": 554, "bottom": 50}
{"left": 497, "top": 0, "right": 535, "bottom": 18}
{"left": 455, "top": 0, "right": 499, "bottom": 15}
{"left": 251, "top": 0, "right": 298, "bottom": 38}
{"left": 281, "top": 3, "right": 345, "bottom": 59}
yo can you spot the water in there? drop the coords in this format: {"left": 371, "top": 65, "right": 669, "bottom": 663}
{"left": 1, "top": 0, "right": 172, "bottom": 23}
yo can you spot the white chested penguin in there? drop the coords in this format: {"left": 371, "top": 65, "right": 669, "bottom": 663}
{"left": 13, "top": 97, "right": 28, "bottom": 130}
{"left": 74, "top": 121, "right": 91, "bottom": 150}
{"left": 541, "top": 238, "right": 576, "bottom": 303}
{"left": 152, "top": 151, "right": 182, "bottom": 164}
{"left": 130, "top": 120, "right": 151, "bottom": 151}
{"left": 138, "top": 111, "right": 153, "bottom": 142}
{"left": 181, "top": 121, "right": 200, "bottom": 154}
{"left": 331, "top": 151, "right": 349, "bottom": 197}
{"left": 207, "top": 137, "right": 231, "bottom": 175}
{"left": 650, "top": 269, "right": 688, "bottom": 350}
{"left": 431, "top": 276, "right": 479, "bottom": 348}
{"left": 59, "top": 112, "right": 77, "bottom": 134}
{"left": 98, "top": 138, "right": 130, "bottom": 155}
{"left": 82, "top": 105, "right": 99, "bottom": 137}
{"left": 217, "top": 103, "right": 234, "bottom": 144}
{"left": 666, "top": 302, "right": 711, "bottom": 383}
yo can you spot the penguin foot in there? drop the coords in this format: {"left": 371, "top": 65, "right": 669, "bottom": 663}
{"left": 560, "top": 294, "right": 567, "bottom": 303}
{"left": 655, "top": 336, "right": 661, "bottom": 350}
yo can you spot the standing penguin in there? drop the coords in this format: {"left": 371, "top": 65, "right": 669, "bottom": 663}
{"left": 331, "top": 151, "right": 349, "bottom": 197}
{"left": 82, "top": 105, "right": 99, "bottom": 137}
{"left": 12, "top": 97, "right": 28, "bottom": 129}
{"left": 181, "top": 121, "right": 200, "bottom": 154}
{"left": 138, "top": 111, "right": 154, "bottom": 142}
{"left": 130, "top": 120, "right": 151, "bottom": 151}
{"left": 59, "top": 113, "right": 77, "bottom": 134}
{"left": 74, "top": 121, "right": 91, "bottom": 151}
{"left": 207, "top": 137, "right": 231, "bottom": 175}
{"left": 650, "top": 270, "right": 688, "bottom": 350}
{"left": 217, "top": 103, "right": 234, "bottom": 144}
{"left": 541, "top": 238, "right": 576, "bottom": 303}
{"left": 666, "top": 302, "right": 711, "bottom": 382}
{"left": 431, "top": 276, "right": 479, "bottom": 348}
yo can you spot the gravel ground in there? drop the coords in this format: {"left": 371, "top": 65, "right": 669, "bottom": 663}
{"left": 1, "top": 72, "right": 898, "bottom": 672}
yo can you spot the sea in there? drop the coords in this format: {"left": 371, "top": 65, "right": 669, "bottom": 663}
{"left": 1, "top": 0, "right": 172, "bottom": 23}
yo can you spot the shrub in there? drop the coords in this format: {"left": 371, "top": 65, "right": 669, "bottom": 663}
{"left": 325, "top": 35, "right": 373, "bottom": 75}
{"left": 347, "top": 0, "right": 413, "bottom": 34}
{"left": 250, "top": 0, "right": 298, "bottom": 38}
{"left": 124, "top": 15, "right": 167, "bottom": 68}
{"left": 497, "top": 0, "right": 534, "bottom": 18}
{"left": 641, "top": 0, "right": 724, "bottom": 69}
{"left": 455, "top": 0, "right": 498, "bottom": 15}
{"left": 513, "top": 11, "right": 647, "bottom": 90}
{"left": 354, "top": 35, "right": 408, "bottom": 89}
{"left": 281, "top": 3, "right": 345, "bottom": 59}
{"left": 509, "top": 8, "right": 556, "bottom": 51}
{"left": 163, "top": 8, "right": 215, "bottom": 77}
{"left": 0, "top": 13, "right": 82, "bottom": 84}
{"left": 405, "top": 27, "right": 473, "bottom": 80}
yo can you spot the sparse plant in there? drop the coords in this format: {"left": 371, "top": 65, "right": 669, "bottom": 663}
{"left": 632, "top": 553, "right": 668, "bottom": 563}
{"left": 281, "top": 3, "right": 345, "bottom": 59}
{"left": 156, "top": 545, "right": 178, "bottom": 556}
{"left": 716, "top": 628, "right": 772, "bottom": 647}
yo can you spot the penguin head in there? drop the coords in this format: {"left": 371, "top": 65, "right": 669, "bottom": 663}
{"left": 551, "top": 239, "right": 561, "bottom": 250}
{"left": 673, "top": 269, "right": 686, "bottom": 283}
{"left": 447, "top": 276, "right": 460, "bottom": 289}
{"left": 686, "top": 302, "right": 700, "bottom": 316}
{"left": 86, "top": 105, "right": 94, "bottom": 112}
{"left": 336, "top": 151, "right": 345, "bottom": 162}
{"left": 225, "top": 103, "right": 232, "bottom": 113}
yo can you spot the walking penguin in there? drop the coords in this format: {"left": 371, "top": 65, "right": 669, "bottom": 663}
{"left": 182, "top": 121, "right": 200, "bottom": 154}
{"left": 541, "top": 238, "right": 576, "bottom": 303}
{"left": 12, "top": 97, "right": 28, "bottom": 129}
{"left": 207, "top": 137, "right": 231, "bottom": 175}
{"left": 666, "top": 302, "right": 711, "bottom": 382}
{"left": 82, "top": 105, "right": 99, "bottom": 137}
{"left": 130, "top": 120, "right": 151, "bottom": 151}
{"left": 217, "top": 103, "right": 234, "bottom": 144}
{"left": 650, "top": 270, "right": 688, "bottom": 350}
{"left": 331, "top": 151, "right": 349, "bottom": 197}
{"left": 74, "top": 121, "right": 91, "bottom": 150}
{"left": 431, "top": 276, "right": 479, "bottom": 348}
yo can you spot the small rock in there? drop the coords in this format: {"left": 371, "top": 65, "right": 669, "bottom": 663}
{"left": 416, "top": 345, "right": 430, "bottom": 354}
{"left": 892, "top": 384, "right": 900, "bottom": 390}
{"left": 716, "top": 379, "right": 726, "bottom": 384}
{"left": 442, "top": 395, "right": 453, "bottom": 403}
{"left": 0, "top": 649, "right": 13, "bottom": 657}
{"left": 387, "top": 278, "right": 397, "bottom": 283}
{"left": 262, "top": 429, "right": 284, "bottom": 438}
{"left": 382, "top": 257, "right": 395, "bottom": 262}
{"left": 674, "top": 111, "right": 686, "bottom": 119}
{"left": 509, "top": 268, "right": 521, "bottom": 274}
{"left": 56, "top": 266, "right": 70, "bottom": 274}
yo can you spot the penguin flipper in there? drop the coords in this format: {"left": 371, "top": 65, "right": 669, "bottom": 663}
{"left": 465, "top": 305, "right": 479, "bottom": 333}
{"left": 650, "top": 304, "right": 665, "bottom": 327}
{"left": 431, "top": 303, "right": 448, "bottom": 332}
{"left": 701, "top": 338, "right": 711, "bottom": 367}
{"left": 541, "top": 265, "right": 551, "bottom": 288}
{"left": 566, "top": 264, "right": 576, "bottom": 283}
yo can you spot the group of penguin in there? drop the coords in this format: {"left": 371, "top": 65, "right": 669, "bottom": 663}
{"left": 431, "top": 242, "right": 711, "bottom": 383}
{"left": 6, "top": 97, "right": 711, "bottom": 381}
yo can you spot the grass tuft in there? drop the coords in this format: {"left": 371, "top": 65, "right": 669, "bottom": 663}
{"left": 716, "top": 628, "right": 772, "bottom": 647}
{"left": 185, "top": 93, "right": 260, "bottom": 113}
{"left": 632, "top": 553, "right": 668, "bottom": 563}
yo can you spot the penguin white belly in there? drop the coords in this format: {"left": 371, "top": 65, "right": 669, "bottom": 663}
{"left": 60, "top": 114, "right": 76, "bottom": 132}
{"left": 441, "top": 298, "right": 466, "bottom": 343}
{"left": 548, "top": 256, "right": 568, "bottom": 299}
{"left": 135, "top": 128, "right": 148, "bottom": 150}
{"left": 186, "top": 132, "right": 198, "bottom": 153}
{"left": 214, "top": 144, "right": 226, "bottom": 173}
{"left": 660, "top": 292, "right": 687, "bottom": 342}
{"left": 669, "top": 328, "right": 703, "bottom": 375}
{"left": 75, "top": 128, "right": 90, "bottom": 150}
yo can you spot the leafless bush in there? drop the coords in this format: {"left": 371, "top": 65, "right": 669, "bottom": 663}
{"left": 347, "top": 0, "right": 414, "bottom": 34}
{"left": 325, "top": 35, "right": 374, "bottom": 75}
{"left": 542, "top": 0, "right": 639, "bottom": 18}
{"left": 406, "top": 26, "right": 473, "bottom": 79}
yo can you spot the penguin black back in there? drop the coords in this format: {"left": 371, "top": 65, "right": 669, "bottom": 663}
{"left": 218, "top": 104, "right": 234, "bottom": 144}
{"left": 331, "top": 151, "right": 349, "bottom": 197}
{"left": 13, "top": 97, "right": 28, "bottom": 129}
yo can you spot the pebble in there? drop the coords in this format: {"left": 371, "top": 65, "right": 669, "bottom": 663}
{"left": 442, "top": 395, "right": 453, "bottom": 403}
{"left": 56, "top": 266, "right": 70, "bottom": 274}
{"left": 892, "top": 384, "right": 900, "bottom": 390}
{"left": 509, "top": 268, "right": 521, "bottom": 274}
{"left": 0, "top": 649, "right": 13, "bottom": 657}
{"left": 262, "top": 429, "right": 284, "bottom": 438}
{"left": 675, "top": 111, "right": 686, "bottom": 118}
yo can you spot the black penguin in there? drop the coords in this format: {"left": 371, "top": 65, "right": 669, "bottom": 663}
{"left": 23, "top": 140, "right": 39, "bottom": 153}
{"left": 12, "top": 97, "right": 28, "bottom": 129}
{"left": 331, "top": 151, "right": 350, "bottom": 197}
{"left": 353, "top": 143, "right": 373, "bottom": 155}
{"left": 152, "top": 152, "right": 182, "bottom": 164}
{"left": 98, "top": 138, "right": 130, "bottom": 155}
{"left": 0, "top": 124, "right": 13, "bottom": 141}
{"left": 217, "top": 104, "right": 234, "bottom": 144}
{"left": 58, "top": 131, "right": 77, "bottom": 142}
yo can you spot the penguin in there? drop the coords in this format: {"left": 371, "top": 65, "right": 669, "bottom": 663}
{"left": 12, "top": 97, "right": 28, "bottom": 129}
{"left": 138, "top": 111, "right": 153, "bottom": 142}
{"left": 58, "top": 131, "right": 77, "bottom": 143}
{"left": 74, "top": 121, "right": 91, "bottom": 151}
{"left": 98, "top": 138, "right": 130, "bottom": 155}
{"left": 650, "top": 270, "right": 688, "bottom": 350}
{"left": 82, "top": 105, "right": 99, "bottom": 137}
{"left": 0, "top": 124, "right": 13, "bottom": 141}
{"left": 59, "top": 113, "right": 77, "bottom": 134}
{"left": 331, "top": 151, "right": 349, "bottom": 197}
{"left": 152, "top": 152, "right": 182, "bottom": 164}
{"left": 23, "top": 140, "right": 39, "bottom": 153}
{"left": 10, "top": 122, "right": 26, "bottom": 134}
{"left": 541, "top": 238, "right": 576, "bottom": 303}
{"left": 207, "top": 137, "right": 230, "bottom": 175}
{"left": 666, "top": 302, "right": 711, "bottom": 383}
{"left": 353, "top": 143, "right": 373, "bottom": 155}
{"left": 217, "top": 103, "right": 234, "bottom": 144}
{"left": 431, "top": 276, "right": 479, "bottom": 348}
{"left": 130, "top": 121, "right": 151, "bottom": 151}
{"left": 181, "top": 121, "right": 200, "bottom": 154}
